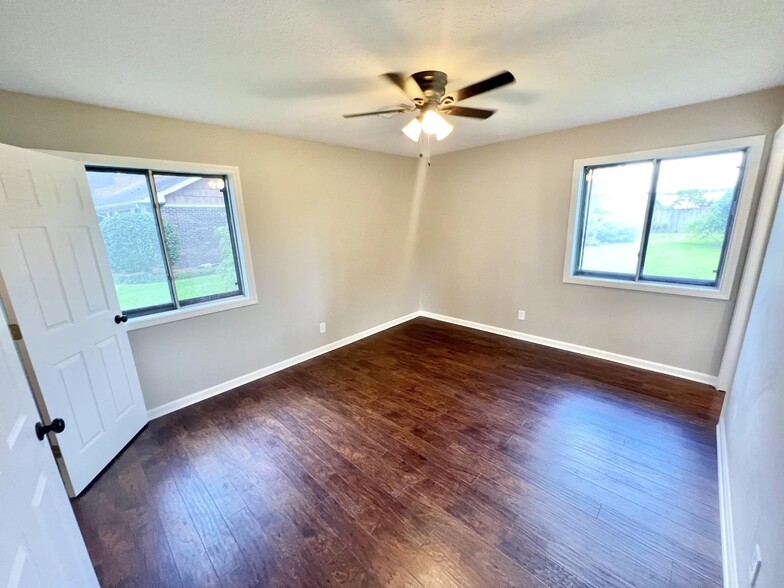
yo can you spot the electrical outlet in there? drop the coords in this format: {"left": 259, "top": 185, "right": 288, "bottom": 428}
{"left": 517, "top": 310, "right": 526, "bottom": 321}
{"left": 319, "top": 322, "right": 326, "bottom": 334}
{"left": 749, "top": 544, "right": 761, "bottom": 587}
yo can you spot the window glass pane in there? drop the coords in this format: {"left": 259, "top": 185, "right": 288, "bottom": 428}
{"left": 579, "top": 162, "right": 654, "bottom": 276}
{"left": 86, "top": 170, "right": 174, "bottom": 313}
{"left": 153, "top": 174, "right": 242, "bottom": 304}
{"left": 642, "top": 151, "right": 744, "bottom": 283}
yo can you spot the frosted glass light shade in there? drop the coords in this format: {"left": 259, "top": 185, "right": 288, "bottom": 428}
{"left": 421, "top": 110, "right": 453, "bottom": 141}
{"left": 402, "top": 118, "right": 422, "bottom": 142}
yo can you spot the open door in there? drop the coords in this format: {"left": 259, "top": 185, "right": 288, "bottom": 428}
{"left": 0, "top": 142, "right": 148, "bottom": 496}
{"left": 0, "top": 299, "right": 98, "bottom": 586}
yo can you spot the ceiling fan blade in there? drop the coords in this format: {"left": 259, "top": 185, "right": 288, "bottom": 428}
{"left": 449, "top": 71, "right": 515, "bottom": 103}
{"left": 342, "top": 107, "right": 411, "bottom": 119}
{"left": 381, "top": 72, "right": 425, "bottom": 103}
{"left": 441, "top": 106, "right": 496, "bottom": 119}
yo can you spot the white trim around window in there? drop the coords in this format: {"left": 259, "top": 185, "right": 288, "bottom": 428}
{"left": 562, "top": 135, "right": 766, "bottom": 300}
{"left": 43, "top": 150, "right": 258, "bottom": 330}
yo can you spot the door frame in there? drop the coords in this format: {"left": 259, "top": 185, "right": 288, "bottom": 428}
{"left": 0, "top": 288, "right": 98, "bottom": 587}
{"left": 0, "top": 272, "right": 70, "bottom": 480}
{"left": 718, "top": 123, "right": 784, "bottom": 391}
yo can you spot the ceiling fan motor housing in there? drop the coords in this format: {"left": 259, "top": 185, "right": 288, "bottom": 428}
{"left": 342, "top": 69, "right": 513, "bottom": 121}
{"left": 411, "top": 70, "right": 449, "bottom": 105}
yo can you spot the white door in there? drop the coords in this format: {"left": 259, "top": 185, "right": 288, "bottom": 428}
{"left": 0, "top": 142, "right": 148, "bottom": 496}
{"left": 0, "top": 299, "right": 98, "bottom": 587}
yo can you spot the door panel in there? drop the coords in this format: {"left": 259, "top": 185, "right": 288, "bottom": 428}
{"left": 53, "top": 177, "right": 84, "bottom": 208}
{"left": 55, "top": 352, "right": 105, "bottom": 447}
{"left": 66, "top": 227, "right": 110, "bottom": 315}
{"left": 13, "top": 227, "right": 73, "bottom": 328}
{"left": 0, "top": 301, "right": 98, "bottom": 587}
{"left": 8, "top": 538, "right": 47, "bottom": 588}
{"left": 0, "top": 142, "right": 148, "bottom": 495}
{"left": 97, "top": 335, "right": 135, "bottom": 415}
{"left": 0, "top": 169, "right": 38, "bottom": 204}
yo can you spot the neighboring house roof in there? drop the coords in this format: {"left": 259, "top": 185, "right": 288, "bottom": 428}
{"left": 87, "top": 173, "right": 201, "bottom": 211}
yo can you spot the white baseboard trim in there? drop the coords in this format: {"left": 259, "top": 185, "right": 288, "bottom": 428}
{"left": 146, "top": 311, "right": 420, "bottom": 419}
{"left": 148, "top": 309, "right": 718, "bottom": 420}
{"left": 419, "top": 311, "right": 718, "bottom": 386}
{"left": 717, "top": 416, "right": 738, "bottom": 588}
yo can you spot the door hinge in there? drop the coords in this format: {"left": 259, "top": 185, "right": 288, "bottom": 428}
{"left": 8, "top": 323, "right": 22, "bottom": 341}
{"left": 51, "top": 445, "right": 63, "bottom": 459}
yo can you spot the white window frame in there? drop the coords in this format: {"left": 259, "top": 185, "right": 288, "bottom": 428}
{"left": 562, "top": 135, "right": 766, "bottom": 300}
{"left": 44, "top": 150, "right": 257, "bottom": 330}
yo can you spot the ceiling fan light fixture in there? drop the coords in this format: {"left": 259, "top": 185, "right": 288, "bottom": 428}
{"left": 347, "top": 69, "right": 515, "bottom": 149}
{"left": 421, "top": 110, "right": 453, "bottom": 141}
{"left": 402, "top": 117, "right": 422, "bottom": 142}
{"left": 435, "top": 118, "right": 454, "bottom": 141}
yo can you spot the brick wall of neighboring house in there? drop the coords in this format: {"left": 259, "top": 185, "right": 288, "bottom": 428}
{"left": 162, "top": 205, "right": 227, "bottom": 269}
{"left": 166, "top": 186, "right": 223, "bottom": 205}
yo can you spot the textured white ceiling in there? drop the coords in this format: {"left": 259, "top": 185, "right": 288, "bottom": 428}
{"left": 1, "top": 1, "right": 783, "bottom": 157}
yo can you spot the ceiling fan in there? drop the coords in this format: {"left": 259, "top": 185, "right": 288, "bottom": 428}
{"left": 343, "top": 70, "right": 516, "bottom": 144}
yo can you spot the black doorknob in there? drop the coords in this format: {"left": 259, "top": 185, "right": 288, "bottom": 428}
{"left": 114, "top": 314, "right": 128, "bottom": 324}
{"left": 36, "top": 418, "right": 66, "bottom": 441}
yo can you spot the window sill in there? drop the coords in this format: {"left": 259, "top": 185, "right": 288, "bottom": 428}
{"left": 562, "top": 274, "right": 731, "bottom": 300}
{"left": 126, "top": 294, "right": 257, "bottom": 331}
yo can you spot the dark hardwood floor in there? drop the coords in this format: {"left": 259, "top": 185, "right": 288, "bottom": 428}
{"left": 72, "top": 318, "right": 724, "bottom": 587}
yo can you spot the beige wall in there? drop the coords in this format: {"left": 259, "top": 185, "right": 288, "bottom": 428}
{"left": 3, "top": 86, "right": 784, "bottom": 583}
{"left": 1, "top": 86, "right": 783, "bottom": 413}
{"left": 0, "top": 90, "right": 420, "bottom": 411}
{"left": 420, "top": 87, "right": 784, "bottom": 377}
{"left": 721, "top": 147, "right": 784, "bottom": 587}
